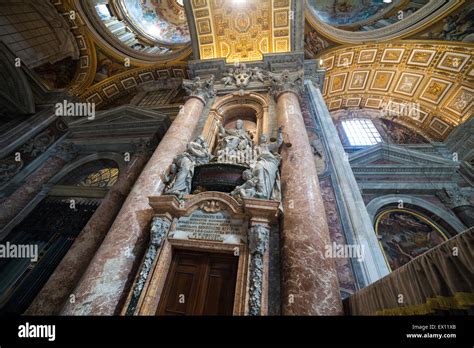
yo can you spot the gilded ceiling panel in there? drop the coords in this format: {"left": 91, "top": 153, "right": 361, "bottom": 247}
{"left": 190, "top": 0, "right": 292, "bottom": 62}
{"left": 319, "top": 41, "right": 474, "bottom": 140}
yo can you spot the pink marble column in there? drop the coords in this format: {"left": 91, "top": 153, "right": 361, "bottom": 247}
{"left": 61, "top": 77, "right": 213, "bottom": 315}
{"left": 273, "top": 75, "right": 342, "bottom": 315}
{"left": 26, "top": 149, "right": 150, "bottom": 315}
{"left": 0, "top": 144, "right": 76, "bottom": 229}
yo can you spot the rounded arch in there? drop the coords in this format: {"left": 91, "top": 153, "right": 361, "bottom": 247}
{"left": 366, "top": 194, "right": 467, "bottom": 234}
{"left": 48, "top": 152, "right": 127, "bottom": 186}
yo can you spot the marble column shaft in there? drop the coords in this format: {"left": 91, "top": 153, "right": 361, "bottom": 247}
{"left": 26, "top": 151, "right": 150, "bottom": 315}
{"left": 276, "top": 91, "right": 343, "bottom": 315}
{"left": 61, "top": 96, "right": 206, "bottom": 315}
{"left": 0, "top": 155, "right": 68, "bottom": 229}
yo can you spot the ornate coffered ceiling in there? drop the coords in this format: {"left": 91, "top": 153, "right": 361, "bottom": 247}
{"left": 79, "top": 63, "right": 189, "bottom": 110}
{"left": 319, "top": 41, "right": 474, "bottom": 140}
{"left": 189, "top": 0, "right": 293, "bottom": 63}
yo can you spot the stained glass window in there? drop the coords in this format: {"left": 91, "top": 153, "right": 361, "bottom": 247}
{"left": 59, "top": 160, "right": 119, "bottom": 188}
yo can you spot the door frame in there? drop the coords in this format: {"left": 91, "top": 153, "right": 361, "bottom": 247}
{"left": 134, "top": 236, "right": 249, "bottom": 316}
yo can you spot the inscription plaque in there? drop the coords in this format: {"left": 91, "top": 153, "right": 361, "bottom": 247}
{"left": 170, "top": 210, "right": 246, "bottom": 244}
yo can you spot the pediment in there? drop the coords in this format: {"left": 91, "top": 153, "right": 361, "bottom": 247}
{"left": 67, "top": 105, "right": 168, "bottom": 128}
{"left": 349, "top": 144, "right": 456, "bottom": 167}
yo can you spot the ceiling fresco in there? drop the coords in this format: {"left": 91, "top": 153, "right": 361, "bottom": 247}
{"left": 304, "top": 0, "right": 464, "bottom": 44}
{"left": 119, "top": 0, "right": 190, "bottom": 44}
{"left": 306, "top": 0, "right": 393, "bottom": 27}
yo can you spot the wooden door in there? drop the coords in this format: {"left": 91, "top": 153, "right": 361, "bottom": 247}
{"left": 157, "top": 250, "right": 238, "bottom": 316}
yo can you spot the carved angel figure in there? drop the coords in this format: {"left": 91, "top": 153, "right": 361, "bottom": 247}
{"left": 164, "top": 136, "right": 211, "bottom": 196}
{"left": 230, "top": 169, "right": 259, "bottom": 202}
{"left": 221, "top": 68, "right": 234, "bottom": 85}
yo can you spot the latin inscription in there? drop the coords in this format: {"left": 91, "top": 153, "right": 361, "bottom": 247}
{"left": 172, "top": 210, "right": 245, "bottom": 244}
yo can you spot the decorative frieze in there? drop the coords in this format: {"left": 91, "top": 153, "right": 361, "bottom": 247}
{"left": 248, "top": 224, "right": 270, "bottom": 316}
{"left": 125, "top": 216, "right": 170, "bottom": 315}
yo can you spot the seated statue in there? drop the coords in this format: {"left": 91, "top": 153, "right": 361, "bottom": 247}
{"left": 215, "top": 119, "right": 252, "bottom": 152}
{"left": 164, "top": 136, "right": 211, "bottom": 196}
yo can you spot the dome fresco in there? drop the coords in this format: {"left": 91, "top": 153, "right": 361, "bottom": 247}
{"left": 307, "top": 0, "right": 393, "bottom": 27}
{"left": 119, "top": 0, "right": 190, "bottom": 44}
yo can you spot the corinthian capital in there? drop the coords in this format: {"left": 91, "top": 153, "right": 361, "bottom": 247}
{"left": 182, "top": 75, "right": 216, "bottom": 104}
{"left": 269, "top": 69, "right": 304, "bottom": 101}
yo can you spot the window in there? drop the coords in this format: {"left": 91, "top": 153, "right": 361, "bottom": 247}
{"left": 341, "top": 119, "right": 382, "bottom": 146}
{"left": 59, "top": 160, "right": 119, "bottom": 188}
{"left": 95, "top": 4, "right": 111, "bottom": 20}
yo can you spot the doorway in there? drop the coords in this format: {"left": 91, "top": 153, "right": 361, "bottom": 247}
{"left": 157, "top": 250, "right": 238, "bottom": 315}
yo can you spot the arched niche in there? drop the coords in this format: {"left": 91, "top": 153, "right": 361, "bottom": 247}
{"left": 202, "top": 92, "right": 269, "bottom": 151}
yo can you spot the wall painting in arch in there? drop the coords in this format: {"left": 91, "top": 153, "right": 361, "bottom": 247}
{"left": 375, "top": 209, "right": 448, "bottom": 271}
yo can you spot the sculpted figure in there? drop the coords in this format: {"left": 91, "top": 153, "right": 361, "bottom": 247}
{"left": 230, "top": 169, "right": 259, "bottom": 202}
{"left": 164, "top": 136, "right": 211, "bottom": 196}
{"left": 221, "top": 69, "right": 234, "bottom": 86}
{"left": 215, "top": 119, "right": 252, "bottom": 152}
{"left": 252, "top": 127, "right": 283, "bottom": 199}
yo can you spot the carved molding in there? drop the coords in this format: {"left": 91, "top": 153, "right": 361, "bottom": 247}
{"left": 247, "top": 224, "right": 270, "bottom": 316}
{"left": 200, "top": 200, "right": 223, "bottom": 213}
{"left": 125, "top": 216, "right": 171, "bottom": 315}
{"left": 220, "top": 63, "right": 266, "bottom": 89}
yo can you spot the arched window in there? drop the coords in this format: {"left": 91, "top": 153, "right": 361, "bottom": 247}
{"left": 341, "top": 119, "right": 382, "bottom": 146}
{"left": 375, "top": 208, "right": 448, "bottom": 271}
{"left": 0, "top": 159, "right": 119, "bottom": 314}
{"left": 58, "top": 159, "right": 119, "bottom": 188}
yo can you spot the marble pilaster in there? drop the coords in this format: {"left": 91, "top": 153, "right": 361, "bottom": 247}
{"left": 271, "top": 71, "right": 343, "bottom": 315}
{"left": 306, "top": 80, "right": 390, "bottom": 286}
{"left": 61, "top": 77, "right": 214, "bottom": 315}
